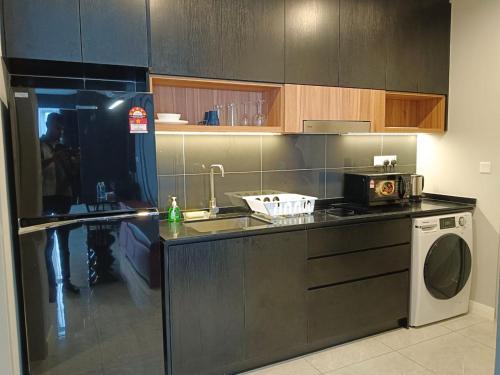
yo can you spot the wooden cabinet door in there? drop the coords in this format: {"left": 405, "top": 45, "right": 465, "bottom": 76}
{"left": 220, "top": 0, "right": 285, "bottom": 83}
{"left": 417, "top": 0, "right": 451, "bottom": 94}
{"left": 80, "top": 0, "right": 149, "bottom": 67}
{"left": 150, "top": 0, "right": 223, "bottom": 78}
{"left": 284, "top": 84, "right": 385, "bottom": 133}
{"left": 245, "top": 231, "right": 307, "bottom": 360}
{"left": 285, "top": 0, "right": 340, "bottom": 86}
{"left": 339, "top": 0, "right": 386, "bottom": 89}
{"left": 3, "top": 0, "right": 82, "bottom": 62}
{"left": 168, "top": 239, "right": 246, "bottom": 375}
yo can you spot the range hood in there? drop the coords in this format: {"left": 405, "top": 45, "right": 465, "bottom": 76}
{"left": 303, "top": 120, "right": 371, "bottom": 134}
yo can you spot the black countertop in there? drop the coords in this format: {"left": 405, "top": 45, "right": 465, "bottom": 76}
{"left": 160, "top": 196, "right": 475, "bottom": 246}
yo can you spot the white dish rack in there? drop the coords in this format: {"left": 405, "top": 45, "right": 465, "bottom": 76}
{"left": 243, "top": 193, "right": 317, "bottom": 218}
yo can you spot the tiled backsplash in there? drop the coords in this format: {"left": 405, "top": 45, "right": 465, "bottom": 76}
{"left": 156, "top": 134, "right": 417, "bottom": 211}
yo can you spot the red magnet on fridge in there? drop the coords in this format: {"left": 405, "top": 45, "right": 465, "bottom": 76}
{"left": 129, "top": 107, "right": 148, "bottom": 133}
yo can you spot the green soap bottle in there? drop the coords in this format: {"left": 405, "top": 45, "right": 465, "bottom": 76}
{"left": 167, "top": 196, "right": 182, "bottom": 222}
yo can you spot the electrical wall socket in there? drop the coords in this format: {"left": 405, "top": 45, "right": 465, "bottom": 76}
{"left": 480, "top": 161, "right": 492, "bottom": 174}
{"left": 374, "top": 155, "right": 397, "bottom": 166}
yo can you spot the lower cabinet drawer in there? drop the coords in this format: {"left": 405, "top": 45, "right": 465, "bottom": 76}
{"left": 308, "top": 271, "right": 409, "bottom": 344}
{"left": 307, "top": 244, "right": 410, "bottom": 288}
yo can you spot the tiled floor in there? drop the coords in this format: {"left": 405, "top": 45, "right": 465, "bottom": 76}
{"left": 243, "top": 313, "right": 497, "bottom": 375}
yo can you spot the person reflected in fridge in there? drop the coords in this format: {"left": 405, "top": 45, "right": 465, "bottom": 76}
{"left": 40, "top": 113, "right": 80, "bottom": 302}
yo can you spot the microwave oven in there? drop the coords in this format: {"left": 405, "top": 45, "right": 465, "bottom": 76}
{"left": 344, "top": 172, "right": 411, "bottom": 206}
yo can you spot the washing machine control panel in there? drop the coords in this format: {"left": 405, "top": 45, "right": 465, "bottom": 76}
{"left": 439, "top": 216, "right": 457, "bottom": 229}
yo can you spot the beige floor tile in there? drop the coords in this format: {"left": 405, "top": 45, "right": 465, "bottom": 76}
{"left": 457, "top": 321, "right": 497, "bottom": 349}
{"left": 399, "top": 332, "right": 495, "bottom": 375}
{"left": 324, "top": 352, "right": 434, "bottom": 375}
{"left": 304, "top": 337, "right": 392, "bottom": 373}
{"left": 375, "top": 324, "right": 451, "bottom": 350}
{"left": 241, "top": 358, "right": 321, "bottom": 375}
{"left": 439, "top": 313, "right": 488, "bottom": 331}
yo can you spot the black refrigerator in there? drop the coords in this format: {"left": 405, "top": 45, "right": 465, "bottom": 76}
{"left": 7, "top": 88, "right": 164, "bottom": 374}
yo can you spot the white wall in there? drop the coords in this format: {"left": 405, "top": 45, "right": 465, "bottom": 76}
{"left": 417, "top": 0, "right": 500, "bottom": 309}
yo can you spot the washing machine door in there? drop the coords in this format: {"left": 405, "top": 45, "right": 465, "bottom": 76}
{"left": 424, "top": 234, "right": 472, "bottom": 300}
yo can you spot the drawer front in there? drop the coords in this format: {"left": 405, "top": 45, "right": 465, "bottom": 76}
{"left": 308, "top": 271, "right": 409, "bottom": 344}
{"left": 308, "top": 244, "right": 410, "bottom": 289}
{"left": 307, "top": 218, "right": 411, "bottom": 258}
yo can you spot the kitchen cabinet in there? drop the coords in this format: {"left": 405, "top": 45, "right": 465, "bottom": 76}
{"left": 308, "top": 271, "right": 409, "bottom": 344}
{"left": 3, "top": 0, "right": 82, "bottom": 62}
{"left": 164, "top": 218, "right": 411, "bottom": 373}
{"left": 417, "top": 0, "right": 451, "bottom": 94}
{"left": 150, "top": 0, "right": 223, "bottom": 78}
{"left": 386, "top": 0, "right": 451, "bottom": 95}
{"left": 80, "top": 0, "right": 149, "bottom": 67}
{"left": 168, "top": 238, "right": 246, "bottom": 375}
{"left": 284, "top": 84, "right": 385, "bottom": 133}
{"left": 245, "top": 231, "right": 307, "bottom": 360}
{"left": 221, "top": 0, "right": 285, "bottom": 83}
{"left": 285, "top": 0, "right": 340, "bottom": 86}
{"left": 339, "top": 0, "right": 386, "bottom": 89}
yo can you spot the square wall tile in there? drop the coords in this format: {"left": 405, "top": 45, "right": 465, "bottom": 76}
{"left": 381, "top": 135, "right": 417, "bottom": 166}
{"left": 262, "top": 170, "right": 325, "bottom": 198}
{"left": 156, "top": 134, "right": 184, "bottom": 176}
{"left": 184, "top": 135, "right": 261, "bottom": 174}
{"left": 262, "top": 135, "right": 325, "bottom": 171}
{"left": 326, "top": 169, "right": 344, "bottom": 198}
{"left": 326, "top": 135, "right": 383, "bottom": 168}
{"left": 185, "top": 172, "right": 261, "bottom": 210}
{"left": 158, "top": 176, "right": 185, "bottom": 211}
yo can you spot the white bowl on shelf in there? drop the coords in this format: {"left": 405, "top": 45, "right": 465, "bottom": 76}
{"left": 157, "top": 113, "right": 181, "bottom": 122}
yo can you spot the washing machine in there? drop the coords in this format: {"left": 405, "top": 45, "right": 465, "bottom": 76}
{"left": 410, "top": 212, "right": 473, "bottom": 327}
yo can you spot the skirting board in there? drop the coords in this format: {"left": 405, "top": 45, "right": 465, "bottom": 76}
{"left": 469, "top": 300, "right": 496, "bottom": 321}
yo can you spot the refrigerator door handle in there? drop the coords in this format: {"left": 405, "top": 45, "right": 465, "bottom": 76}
{"left": 18, "top": 210, "right": 160, "bottom": 235}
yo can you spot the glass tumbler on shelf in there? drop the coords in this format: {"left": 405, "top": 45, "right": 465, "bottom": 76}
{"left": 214, "top": 105, "right": 225, "bottom": 125}
{"left": 254, "top": 99, "right": 266, "bottom": 126}
{"left": 239, "top": 101, "right": 251, "bottom": 126}
{"left": 227, "top": 103, "right": 237, "bottom": 127}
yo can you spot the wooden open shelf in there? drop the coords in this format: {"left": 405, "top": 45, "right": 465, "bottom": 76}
{"left": 383, "top": 91, "right": 446, "bottom": 133}
{"left": 150, "top": 75, "right": 284, "bottom": 133}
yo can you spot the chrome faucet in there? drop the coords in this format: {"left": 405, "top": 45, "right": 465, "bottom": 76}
{"left": 209, "top": 164, "right": 225, "bottom": 217}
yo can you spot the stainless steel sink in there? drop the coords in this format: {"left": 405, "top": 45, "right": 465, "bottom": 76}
{"left": 184, "top": 216, "right": 271, "bottom": 233}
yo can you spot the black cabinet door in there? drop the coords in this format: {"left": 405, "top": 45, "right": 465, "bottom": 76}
{"left": 150, "top": 0, "right": 223, "bottom": 78}
{"left": 3, "top": 0, "right": 82, "bottom": 62}
{"left": 386, "top": 0, "right": 451, "bottom": 94}
{"left": 80, "top": 0, "right": 149, "bottom": 67}
{"left": 168, "top": 239, "right": 245, "bottom": 375}
{"left": 245, "top": 231, "right": 307, "bottom": 360}
{"left": 308, "top": 271, "right": 409, "bottom": 345}
{"left": 339, "top": 0, "right": 386, "bottom": 89}
{"left": 285, "top": 0, "right": 339, "bottom": 86}
{"left": 417, "top": 0, "right": 451, "bottom": 94}
{"left": 385, "top": 0, "right": 421, "bottom": 93}
{"left": 221, "top": 0, "right": 285, "bottom": 82}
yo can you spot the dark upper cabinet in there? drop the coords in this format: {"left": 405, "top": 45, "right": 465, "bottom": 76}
{"left": 3, "top": 0, "right": 82, "bottom": 62}
{"left": 417, "top": 0, "right": 451, "bottom": 94}
{"left": 244, "top": 231, "right": 307, "bottom": 360}
{"left": 339, "top": 0, "right": 386, "bottom": 89}
{"left": 386, "top": 0, "right": 451, "bottom": 94}
{"left": 221, "top": 0, "right": 285, "bottom": 83}
{"left": 385, "top": 0, "right": 421, "bottom": 93}
{"left": 168, "top": 239, "right": 246, "bottom": 375}
{"left": 285, "top": 0, "right": 340, "bottom": 86}
{"left": 80, "top": 0, "right": 149, "bottom": 67}
{"left": 150, "top": 0, "right": 223, "bottom": 78}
